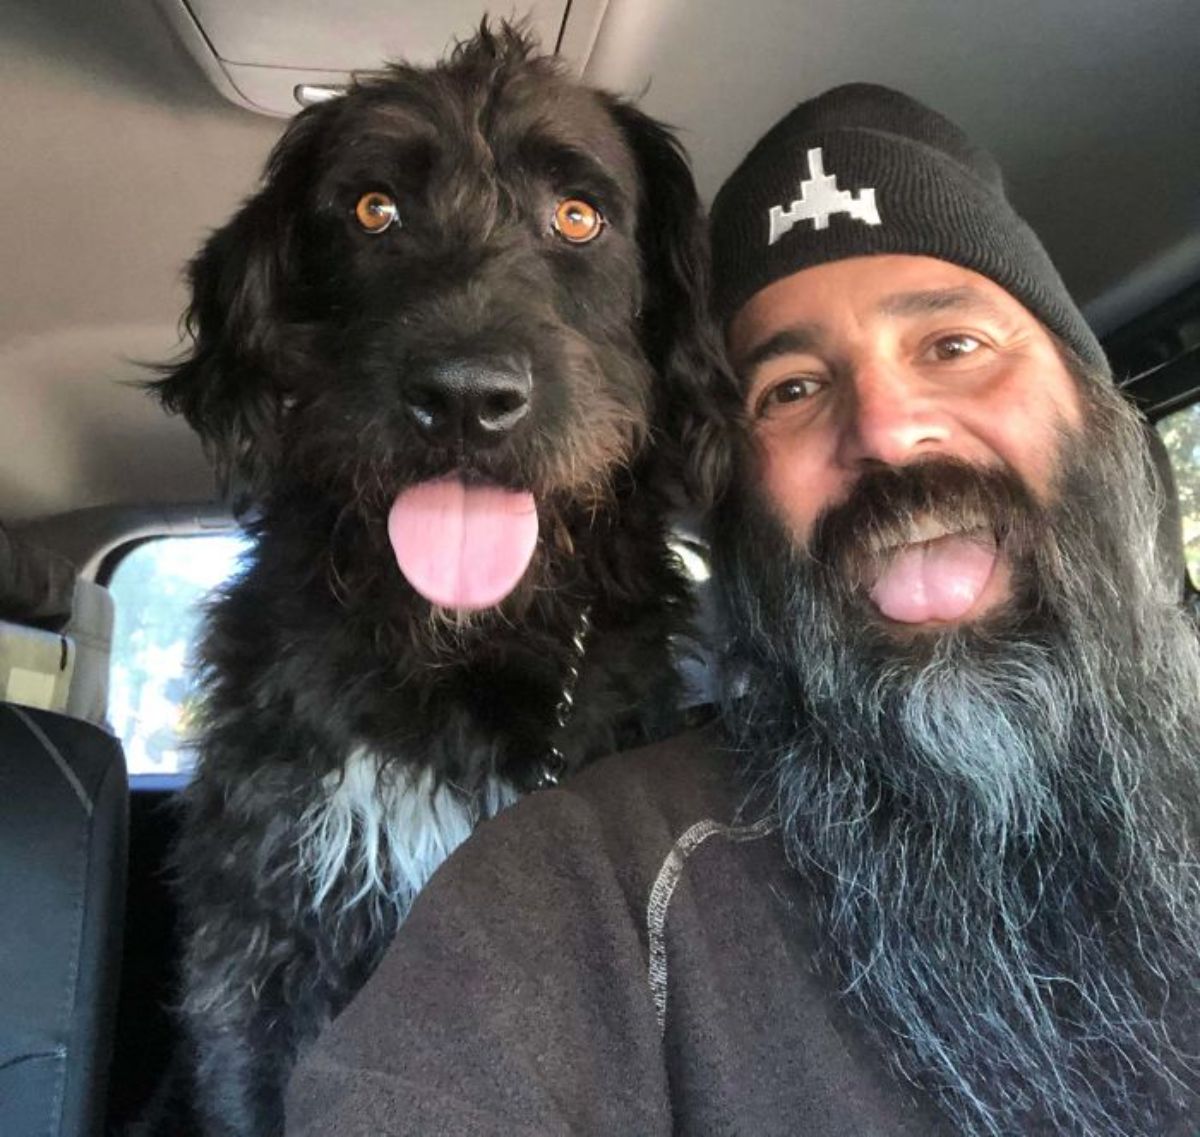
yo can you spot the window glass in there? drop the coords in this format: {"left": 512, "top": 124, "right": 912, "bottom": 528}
{"left": 108, "top": 534, "right": 250, "bottom": 778}
{"left": 1156, "top": 403, "right": 1200, "bottom": 585}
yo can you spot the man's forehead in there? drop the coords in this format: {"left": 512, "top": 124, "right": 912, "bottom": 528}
{"left": 875, "top": 285, "right": 1008, "bottom": 320}
{"left": 729, "top": 257, "right": 1023, "bottom": 367}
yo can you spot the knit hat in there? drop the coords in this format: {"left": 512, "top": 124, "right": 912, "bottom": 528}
{"left": 710, "top": 83, "right": 1108, "bottom": 375}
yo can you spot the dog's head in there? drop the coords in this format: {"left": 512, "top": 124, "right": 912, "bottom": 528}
{"left": 154, "top": 23, "right": 732, "bottom": 611}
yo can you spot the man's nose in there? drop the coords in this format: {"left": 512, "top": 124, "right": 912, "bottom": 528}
{"left": 837, "top": 362, "right": 951, "bottom": 468}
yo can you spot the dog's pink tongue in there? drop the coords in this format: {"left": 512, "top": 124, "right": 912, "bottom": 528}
{"left": 869, "top": 533, "right": 997, "bottom": 624}
{"left": 387, "top": 477, "right": 538, "bottom": 611}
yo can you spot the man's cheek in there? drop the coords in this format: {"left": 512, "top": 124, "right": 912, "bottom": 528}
{"left": 758, "top": 445, "right": 829, "bottom": 544}
{"left": 985, "top": 395, "right": 1079, "bottom": 504}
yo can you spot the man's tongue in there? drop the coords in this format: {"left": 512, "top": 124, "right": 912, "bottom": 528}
{"left": 387, "top": 477, "right": 538, "bottom": 611}
{"left": 868, "top": 532, "right": 998, "bottom": 624}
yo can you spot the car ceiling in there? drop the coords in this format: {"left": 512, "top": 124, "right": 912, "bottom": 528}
{"left": 3, "top": 0, "right": 1198, "bottom": 529}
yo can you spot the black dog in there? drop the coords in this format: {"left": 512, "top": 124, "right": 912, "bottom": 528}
{"left": 144, "top": 23, "right": 729, "bottom": 1137}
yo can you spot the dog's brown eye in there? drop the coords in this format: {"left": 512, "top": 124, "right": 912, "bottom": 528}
{"left": 354, "top": 191, "right": 399, "bottom": 234}
{"left": 552, "top": 198, "right": 604, "bottom": 244}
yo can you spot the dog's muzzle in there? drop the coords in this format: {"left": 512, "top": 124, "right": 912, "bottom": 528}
{"left": 403, "top": 357, "right": 532, "bottom": 450}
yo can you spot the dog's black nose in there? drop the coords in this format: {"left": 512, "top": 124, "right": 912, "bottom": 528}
{"left": 404, "top": 359, "right": 532, "bottom": 448}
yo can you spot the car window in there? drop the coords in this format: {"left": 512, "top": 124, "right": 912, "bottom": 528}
{"left": 108, "top": 533, "right": 251, "bottom": 779}
{"left": 1155, "top": 402, "right": 1200, "bottom": 586}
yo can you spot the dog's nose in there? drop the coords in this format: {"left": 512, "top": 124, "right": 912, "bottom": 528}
{"left": 404, "top": 359, "right": 532, "bottom": 448}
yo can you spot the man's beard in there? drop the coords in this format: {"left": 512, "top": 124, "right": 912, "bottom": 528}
{"left": 711, "top": 376, "right": 1200, "bottom": 1136}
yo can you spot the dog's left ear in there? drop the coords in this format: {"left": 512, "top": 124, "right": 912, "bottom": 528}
{"left": 607, "top": 100, "right": 737, "bottom": 507}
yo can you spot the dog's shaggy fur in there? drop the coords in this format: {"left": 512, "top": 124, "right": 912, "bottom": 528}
{"left": 144, "top": 25, "right": 729, "bottom": 1135}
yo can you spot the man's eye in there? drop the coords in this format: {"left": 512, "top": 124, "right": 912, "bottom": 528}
{"left": 755, "top": 376, "right": 823, "bottom": 417}
{"left": 929, "top": 333, "right": 983, "bottom": 361}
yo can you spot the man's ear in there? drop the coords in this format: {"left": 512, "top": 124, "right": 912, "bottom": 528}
{"left": 606, "top": 99, "right": 739, "bottom": 508}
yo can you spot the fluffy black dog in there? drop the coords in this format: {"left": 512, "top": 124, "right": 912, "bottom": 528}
{"left": 144, "top": 23, "right": 729, "bottom": 1137}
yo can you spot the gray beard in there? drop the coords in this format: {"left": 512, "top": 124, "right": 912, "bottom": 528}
{"left": 711, "top": 377, "right": 1200, "bottom": 1136}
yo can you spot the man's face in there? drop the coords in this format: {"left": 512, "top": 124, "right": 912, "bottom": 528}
{"left": 727, "top": 255, "right": 1083, "bottom": 627}
{"left": 714, "top": 257, "right": 1200, "bottom": 1137}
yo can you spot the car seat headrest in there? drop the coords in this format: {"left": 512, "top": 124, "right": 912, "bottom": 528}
{"left": 0, "top": 524, "right": 77, "bottom": 631}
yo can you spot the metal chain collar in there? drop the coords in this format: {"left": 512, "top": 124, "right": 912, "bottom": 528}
{"left": 536, "top": 605, "right": 592, "bottom": 788}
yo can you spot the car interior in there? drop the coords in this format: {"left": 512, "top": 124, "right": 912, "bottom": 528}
{"left": 2, "top": 1, "right": 1198, "bottom": 1133}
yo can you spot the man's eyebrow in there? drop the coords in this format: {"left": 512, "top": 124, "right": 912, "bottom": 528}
{"left": 875, "top": 286, "right": 1006, "bottom": 320}
{"left": 738, "top": 324, "right": 823, "bottom": 374}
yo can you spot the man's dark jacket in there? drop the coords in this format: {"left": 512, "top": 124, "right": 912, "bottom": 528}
{"left": 284, "top": 726, "right": 955, "bottom": 1135}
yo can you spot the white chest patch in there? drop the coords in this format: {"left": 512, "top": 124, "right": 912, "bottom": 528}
{"left": 297, "top": 748, "right": 520, "bottom": 921}
{"left": 767, "top": 146, "right": 881, "bottom": 245}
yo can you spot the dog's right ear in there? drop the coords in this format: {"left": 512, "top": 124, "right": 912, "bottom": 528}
{"left": 150, "top": 189, "right": 294, "bottom": 502}
{"left": 146, "top": 91, "right": 336, "bottom": 504}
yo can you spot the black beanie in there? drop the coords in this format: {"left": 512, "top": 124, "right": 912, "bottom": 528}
{"left": 710, "top": 83, "right": 1108, "bottom": 375}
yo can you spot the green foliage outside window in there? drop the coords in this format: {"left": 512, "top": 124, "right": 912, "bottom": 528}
{"left": 1156, "top": 402, "right": 1200, "bottom": 586}
{"left": 108, "top": 534, "right": 249, "bottom": 776}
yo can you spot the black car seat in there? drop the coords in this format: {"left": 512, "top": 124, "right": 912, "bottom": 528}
{"left": 0, "top": 526, "right": 128, "bottom": 1137}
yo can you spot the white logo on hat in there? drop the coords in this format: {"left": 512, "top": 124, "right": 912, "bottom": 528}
{"left": 767, "top": 147, "right": 881, "bottom": 245}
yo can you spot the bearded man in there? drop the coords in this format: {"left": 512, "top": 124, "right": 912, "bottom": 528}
{"left": 284, "top": 85, "right": 1199, "bottom": 1137}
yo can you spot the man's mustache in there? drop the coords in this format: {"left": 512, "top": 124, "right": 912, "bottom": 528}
{"left": 804, "top": 458, "right": 1047, "bottom": 594}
